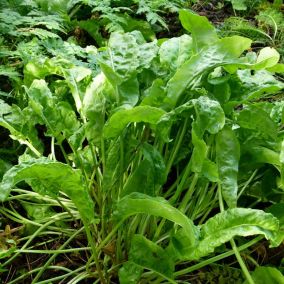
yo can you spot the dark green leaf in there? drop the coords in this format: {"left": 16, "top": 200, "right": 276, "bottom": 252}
{"left": 216, "top": 126, "right": 240, "bottom": 208}
{"left": 0, "top": 158, "right": 94, "bottom": 224}
{"left": 128, "top": 235, "right": 175, "bottom": 280}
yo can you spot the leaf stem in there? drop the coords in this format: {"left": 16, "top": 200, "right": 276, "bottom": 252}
{"left": 218, "top": 184, "right": 255, "bottom": 284}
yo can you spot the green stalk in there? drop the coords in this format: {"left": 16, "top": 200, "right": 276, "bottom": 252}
{"left": 165, "top": 118, "right": 189, "bottom": 176}
{"left": 179, "top": 173, "right": 199, "bottom": 213}
{"left": 170, "top": 157, "right": 192, "bottom": 204}
{"left": 218, "top": 184, "right": 255, "bottom": 284}
{"left": 31, "top": 227, "right": 86, "bottom": 284}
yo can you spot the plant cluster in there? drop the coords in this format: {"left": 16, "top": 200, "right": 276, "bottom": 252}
{"left": 0, "top": 1, "right": 284, "bottom": 284}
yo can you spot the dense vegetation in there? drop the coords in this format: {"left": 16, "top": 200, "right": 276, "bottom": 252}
{"left": 0, "top": 0, "right": 284, "bottom": 283}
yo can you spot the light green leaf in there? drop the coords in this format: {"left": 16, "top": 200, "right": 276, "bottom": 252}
{"left": 179, "top": 10, "right": 218, "bottom": 52}
{"left": 165, "top": 36, "right": 251, "bottom": 109}
{"left": 103, "top": 106, "right": 166, "bottom": 139}
{"left": 267, "top": 63, "right": 284, "bottom": 73}
{"left": 83, "top": 73, "right": 115, "bottom": 144}
{"left": 114, "top": 192, "right": 197, "bottom": 246}
{"left": 216, "top": 126, "right": 240, "bottom": 208}
{"left": 0, "top": 158, "right": 94, "bottom": 224}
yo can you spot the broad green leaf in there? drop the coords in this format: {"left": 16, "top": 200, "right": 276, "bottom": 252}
{"left": 244, "top": 266, "right": 284, "bottom": 284}
{"left": 127, "top": 235, "right": 175, "bottom": 280}
{"left": 63, "top": 66, "right": 92, "bottom": 114}
{"left": 179, "top": 10, "right": 218, "bottom": 52}
{"left": 157, "top": 101, "right": 193, "bottom": 142}
{"left": 99, "top": 32, "right": 158, "bottom": 86}
{"left": 159, "top": 34, "right": 193, "bottom": 72}
{"left": 234, "top": 70, "right": 284, "bottom": 101}
{"left": 141, "top": 79, "right": 166, "bottom": 107}
{"left": 165, "top": 36, "right": 252, "bottom": 109}
{"left": 192, "top": 96, "right": 225, "bottom": 137}
{"left": 0, "top": 100, "right": 42, "bottom": 155}
{"left": 26, "top": 79, "right": 80, "bottom": 143}
{"left": 114, "top": 193, "right": 197, "bottom": 246}
{"left": 267, "top": 63, "right": 284, "bottom": 73}
{"left": 78, "top": 19, "right": 105, "bottom": 47}
{"left": 117, "top": 76, "right": 139, "bottom": 106}
{"left": 227, "top": 0, "right": 247, "bottom": 10}
{"left": 216, "top": 126, "right": 240, "bottom": 208}
{"left": 243, "top": 146, "right": 281, "bottom": 167}
{"left": 266, "top": 203, "right": 284, "bottom": 244}
{"left": 237, "top": 105, "right": 278, "bottom": 142}
{"left": 118, "top": 261, "right": 143, "bottom": 284}
{"left": 83, "top": 73, "right": 115, "bottom": 144}
{"left": 0, "top": 158, "right": 94, "bottom": 224}
{"left": 103, "top": 106, "right": 166, "bottom": 139}
{"left": 191, "top": 131, "right": 207, "bottom": 173}
{"left": 172, "top": 208, "right": 279, "bottom": 260}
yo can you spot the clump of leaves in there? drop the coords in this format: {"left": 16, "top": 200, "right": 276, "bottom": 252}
{"left": 0, "top": 8, "right": 284, "bottom": 284}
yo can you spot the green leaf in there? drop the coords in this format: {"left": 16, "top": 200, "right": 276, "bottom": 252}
{"left": 118, "top": 261, "right": 143, "bottom": 284}
{"left": 165, "top": 36, "right": 252, "bottom": 109}
{"left": 235, "top": 70, "right": 284, "bottom": 101}
{"left": 172, "top": 208, "right": 279, "bottom": 260}
{"left": 83, "top": 73, "right": 115, "bottom": 144}
{"left": 179, "top": 10, "right": 218, "bottom": 52}
{"left": 216, "top": 126, "right": 240, "bottom": 208}
{"left": 244, "top": 266, "right": 284, "bottom": 284}
{"left": 99, "top": 32, "right": 158, "bottom": 86}
{"left": 128, "top": 235, "right": 175, "bottom": 280}
{"left": 192, "top": 96, "right": 225, "bottom": 137}
{"left": 26, "top": 79, "right": 80, "bottom": 143}
{"left": 114, "top": 192, "right": 197, "bottom": 247}
{"left": 266, "top": 203, "right": 284, "bottom": 244}
{"left": 227, "top": 0, "right": 247, "bottom": 10}
{"left": 255, "top": 47, "right": 280, "bottom": 70}
{"left": 157, "top": 101, "right": 193, "bottom": 142}
{"left": 159, "top": 34, "right": 193, "bottom": 72}
{"left": 141, "top": 79, "right": 166, "bottom": 108}
{"left": 191, "top": 131, "right": 207, "bottom": 173}
{"left": 0, "top": 100, "right": 42, "bottom": 155}
{"left": 237, "top": 105, "right": 278, "bottom": 142}
{"left": 0, "top": 158, "right": 94, "bottom": 224}
{"left": 103, "top": 106, "right": 166, "bottom": 139}
{"left": 122, "top": 143, "right": 166, "bottom": 197}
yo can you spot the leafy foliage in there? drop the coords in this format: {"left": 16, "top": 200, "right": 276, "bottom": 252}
{"left": 0, "top": 4, "right": 283, "bottom": 284}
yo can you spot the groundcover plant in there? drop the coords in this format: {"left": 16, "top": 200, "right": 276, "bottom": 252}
{"left": 0, "top": 5, "right": 284, "bottom": 284}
